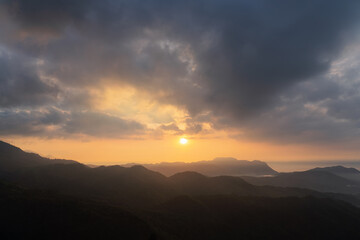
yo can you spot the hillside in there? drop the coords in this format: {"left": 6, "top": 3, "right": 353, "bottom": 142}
{"left": 242, "top": 169, "right": 360, "bottom": 195}
{"left": 124, "top": 157, "right": 278, "bottom": 177}
{"left": 0, "top": 181, "right": 155, "bottom": 240}
{"left": 308, "top": 166, "right": 360, "bottom": 183}
{"left": 0, "top": 140, "right": 359, "bottom": 208}
{"left": 0, "top": 140, "right": 77, "bottom": 172}
{"left": 145, "top": 195, "right": 360, "bottom": 240}
{"left": 1, "top": 140, "right": 360, "bottom": 239}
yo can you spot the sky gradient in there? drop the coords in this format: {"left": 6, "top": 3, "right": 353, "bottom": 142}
{"left": 1, "top": 0, "right": 360, "bottom": 164}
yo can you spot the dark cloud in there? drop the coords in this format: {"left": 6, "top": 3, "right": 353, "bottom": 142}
{"left": 237, "top": 47, "right": 360, "bottom": 144}
{"left": 0, "top": 49, "right": 59, "bottom": 107}
{"left": 63, "top": 111, "right": 145, "bottom": 137}
{"left": 192, "top": 0, "right": 360, "bottom": 119}
{"left": 241, "top": 99, "right": 360, "bottom": 144}
{"left": 0, "top": 108, "right": 146, "bottom": 138}
{"left": 0, "top": 108, "right": 63, "bottom": 136}
{"left": 3, "top": 0, "right": 93, "bottom": 32}
{"left": 4, "top": 1, "right": 359, "bottom": 107}
{"left": 327, "top": 96, "right": 360, "bottom": 121}
{"left": 1, "top": 0, "right": 360, "bottom": 142}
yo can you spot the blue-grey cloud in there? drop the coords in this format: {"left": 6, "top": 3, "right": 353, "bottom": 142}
{"left": 1, "top": 0, "right": 360, "bottom": 142}
{"left": 0, "top": 108, "right": 146, "bottom": 138}
{"left": 0, "top": 48, "right": 59, "bottom": 107}
{"left": 237, "top": 46, "right": 360, "bottom": 144}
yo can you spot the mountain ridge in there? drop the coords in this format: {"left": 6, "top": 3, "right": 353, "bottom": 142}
{"left": 0, "top": 140, "right": 78, "bottom": 171}
{"left": 1, "top": 140, "right": 360, "bottom": 239}
{"left": 0, "top": 140, "right": 359, "bottom": 208}
{"left": 123, "top": 157, "right": 278, "bottom": 177}
{"left": 243, "top": 166, "right": 360, "bottom": 195}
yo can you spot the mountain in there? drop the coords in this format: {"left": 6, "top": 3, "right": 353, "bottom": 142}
{"left": 2, "top": 180, "right": 360, "bottom": 240}
{"left": 0, "top": 181, "right": 156, "bottom": 240}
{"left": 242, "top": 167, "right": 360, "bottom": 195}
{"left": 124, "top": 157, "right": 278, "bottom": 176}
{"left": 0, "top": 140, "right": 77, "bottom": 172}
{"left": 309, "top": 165, "right": 360, "bottom": 175}
{"left": 4, "top": 161, "right": 360, "bottom": 208}
{"left": 146, "top": 195, "right": 360, "bottom": 240}
{"left": 308, "top": 165, "right": 360, "bottom": 183}
{"left": 5, "top": 164, "right": 175, "bottom": 208}
{"left": 0, "top": 140, "right": 359, "bottom": 207}
{"left": 1, "top": 140, "right": 360, "bottom": 239}
{"left": 169, "top": 171, "right": 300, "bottom": 197}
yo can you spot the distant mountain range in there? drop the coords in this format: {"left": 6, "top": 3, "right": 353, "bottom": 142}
{"left": 242, "top": 166, "right": 360, "bottom": 195}
{"left": 123, "top": 157, "right": 278, "bottom": 176}
{"left": 308, "top": 165, "right": 360, "bottom": 183}
{"left": 1, "top": 140, "right": 360, "bottom": 239}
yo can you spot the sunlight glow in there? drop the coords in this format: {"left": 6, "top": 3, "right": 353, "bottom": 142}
{"left": 180, "top": 138, "right": 188, "bottom": 144}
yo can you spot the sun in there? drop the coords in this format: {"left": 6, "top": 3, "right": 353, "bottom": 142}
{"left": 179, "top": 138, "right": 188, "bottom": 144}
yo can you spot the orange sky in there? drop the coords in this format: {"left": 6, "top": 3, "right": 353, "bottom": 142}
{"left": 3, "top": 136, "right": 360, "bottom": 165}
{"left": 2, "top": 1, "right": 360, "bottom": 165}
{"left": 3, "top": 85, "right": 359, "bottom": 165}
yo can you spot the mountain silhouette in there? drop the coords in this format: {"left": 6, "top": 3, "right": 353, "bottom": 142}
{"left": 309, "top": 165, "right": 360, "bottom": 175}
{"left": 0, "top": 181, "right": 156, "bottom": 240}
{"left": 0, "top": 140, "right": 77, "bottom": 172}
{"left": 2, "top": 159, "right": 359, "bottom": 208}
{"left": 2, "top": 178, "right": 360, "bottom": 240}
{"left": 308, "top": 165, "right": 360, "bottom": 183}
{"left": 1, "top": 140, "right": 360, "bottom": 239}
{"left": 0, "top": 140, "right": 359, "bottom": 207}
{"left": 147, "top": 195, "right": 360, "bottom": 240}
{"left": 123, "top": 157, "right": 278, "bottom": 176}
{"left": 243, "top": 168, "right": 360, "bottom": 195}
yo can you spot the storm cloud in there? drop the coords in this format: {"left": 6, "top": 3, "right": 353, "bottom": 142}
{"left": 0, "top": 47, "right": 59, "bottom": 107}
{"left": 1, "top": 0, "right": 360, "bottom": 142}
{"left": 0, "top": 108, "right": 146, "bottom": 138}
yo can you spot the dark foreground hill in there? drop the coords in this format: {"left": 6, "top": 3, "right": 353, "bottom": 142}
{"left": 0, "top": 140, "right": 359, "bottom": 208}
{"left": 1, "top": 180, "right": 360, "bottom": 240}
{"left": 3, "top": 162, "right": 360, "bottom": 208}
{"left": 1, "top": 140, "right": 360, "bottom": 239}
{"left": 146, "top": 195, "right": 360, "bottom": 240}
{"left": 0, "top": 181, "right": 155, "bottom": 240}
{"left": 123, "top": 157, "right": 278, "bottom": 176}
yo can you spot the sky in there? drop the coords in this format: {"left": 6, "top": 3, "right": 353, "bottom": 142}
{"left": 1, "top": 0, "right": 360, "bottom": 165}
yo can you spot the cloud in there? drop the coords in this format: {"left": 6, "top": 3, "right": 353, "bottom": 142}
{"left": 63, "top": 111, "right": 145, "bottom": 138}
{"left": 0, "top": 47, "right": 59, "bottom": 107}
{"left": 160, "top": 123, "right": 182, "bottom": 132}
{"left": 0, "top": 108, "right": 146, "bottom": 138}
{"left": 237, "top": 45, "right": 360, "bottom": 144}
{"left": 0, "top": 108, "right": 63, "bottom": 136}
{"left": 1, "top": 0, "right": 360, "bottom": 143}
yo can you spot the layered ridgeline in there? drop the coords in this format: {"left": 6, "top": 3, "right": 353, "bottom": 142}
{"left": 123, "top": 157, "right": 278, "bottom": 176}
{"left": 0, "top": 140, "right": 77, "bottom": 171}
{"left": 0, "top": 181, "right": 156, "bottom": 239}
{"left": 0, "top": 140, "right": 359, "bottom": 206}
{"left": 2, "top": 180, "right": 360, "bottom": 240}
{"left": 1, "top": 140, "right": 360, "bottom": 239}
{"left": 243, "top": 166, "right": 360, "bottom": 196}
{"left": 1, "top": 181, "right": 360, "bottom": 240}
{"left": 308, "top": 166, "right": 360, "bottom": 183}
